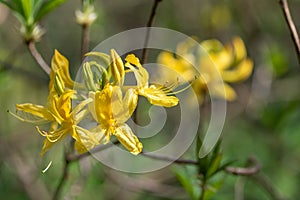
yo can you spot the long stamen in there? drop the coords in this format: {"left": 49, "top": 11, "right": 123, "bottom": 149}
{"left": 42, "top": 161, "right": 52, "bottom": 173}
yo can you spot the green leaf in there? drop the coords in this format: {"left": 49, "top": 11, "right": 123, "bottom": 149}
{"left": 35, "top": 0, "right": 67, "bottom": 21}
{"left": 206, "top": 154, "right": 222, "bottom": 178}
{"left": 21, "top": 0, "right": 33, "bottom": 21}
{"left": 174, "top": 166, "right": 201, "bottom": 200}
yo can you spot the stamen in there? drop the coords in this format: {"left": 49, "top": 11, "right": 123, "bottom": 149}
{"left": 42, "top": 161, "right": 52, "bottom": 173}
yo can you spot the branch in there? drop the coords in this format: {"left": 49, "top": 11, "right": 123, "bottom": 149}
{"left": 224, "top": 157, "right": 261, "bottom": 176}
{"left": 67, "top": 140, "right": 120, "bottom": 162}
{"left": 27, "top": 42, "right": 51, "bottom": 75}
{"left": 81, "top": 24, "right": 90, "bottom": 62}
{"left": 279, "top": 0, "right": 300, "bottom": 65}
{"left": 141, "top": 151, "right": 198, "bottom": 165}
{"left": 141, "top": 0, "right": 162, "bottom": 64}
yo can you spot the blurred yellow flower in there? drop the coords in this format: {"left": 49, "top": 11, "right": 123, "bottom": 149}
{"left": 125, "top": 54, "right": 179, "bottom": 107}
{"left": 89, "top": 84, "right": 142, "bottom": 155}
{"left": 157, "top": 37, "right": 253, "bottom": 102}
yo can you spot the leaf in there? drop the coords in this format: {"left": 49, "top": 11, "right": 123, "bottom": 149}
{"left": 21, "top": 0, "right": 33, "bottom": 21}
{"left": 35, "top": 0, "right": 67, "bottom": 21}
{"left": 173, "top": 166, "right": 201, "bottom": 200}
{"left": 206, "top": 154, "right": 222, "bottom": 178}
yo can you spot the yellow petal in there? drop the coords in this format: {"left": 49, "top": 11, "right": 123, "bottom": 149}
{"left": 74, "top": 126, "right": 105, "bottom": 154}
{"left": 114, "top": 124, "right": 143, "bottom": 155}
{"left": 48, "top": 91, "right": 73, "bottom": 122}
{"left": 232, "top": 37, "right": 247, "bottom": 62}
{"left": 157, "top": 51, "right": 196, "bottom": 82}
{"left": 141, "top": 86, "right": 179, "bottom": 107}
{"left": 50, "top": 50, "right": 74, "bottom": 91}
{"left": 125, "top": 54, "right": 142, "bottom": 67}
{"left": 117, "top": 88, "right": 138, "bottom": 123}
{"left": 110, "top": 49, "right": 125, "bottom": 85}
{"left": 39, "top": 128, "right": 68, "bottom": 156}
{"left": 88, "top": 92, "right": 97, "bottom": 121}
{"left": 95, "top": 85, "right": 113, "bottom": 126}
{"left": 16, "top": 103, "right": 55, "bottom": 122}
{"left": 125, "top": 56, "right": 149, "bottom": 88}
{"left": 221, "top": 59, "right": 253, "bottom": 82}
{"left": 210, "top": 82, "right": 237, "bottom": 101}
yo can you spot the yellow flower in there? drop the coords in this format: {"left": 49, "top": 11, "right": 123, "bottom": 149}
{"left": 15, "top": 90, "right": 97, "bottom": 156}
{"left": 157, "top": 37, "right": 253, "bottom": 101}
{"left": 89, "top": 84, "right": 142, "bottom": 155}
{"left": 125, "top": 54, "right": 179, "bottom": 107}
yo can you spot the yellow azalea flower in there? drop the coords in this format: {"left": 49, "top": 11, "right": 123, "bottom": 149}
{"left": 49, "top": 50, "right": 75, "bottom": 93}
{"left": 157, "top": 37, "right": 253, "bottom": 102}
{"left": 15, "top": 90, "right": 98, "bottom": 156}
{"left": 89, "top": 84, "right": 142, "bottom": 155}
{"left": 125, "top": 54, "right": 179, "bottom": 107}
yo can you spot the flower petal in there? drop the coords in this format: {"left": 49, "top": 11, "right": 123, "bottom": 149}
{"left": 142, "top": 86, "right": 179, "bottom": 107}
{"left": 221, "top": 59, "right": 253, "bottom": 82}
{"left": 16, "top": 103, "right": 55, "bottom": 122}
{"left": 114, "top": 124, "right": 143, "bottom": 155}
{"left": 110, "top": 49, "right": 125, "bottom": 85}
{"left": 50, "top": 50, "right": 74, "bottom": 91}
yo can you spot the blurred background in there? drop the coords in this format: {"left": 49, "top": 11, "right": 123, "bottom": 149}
{"left": 1, "top": 0, "right": 300, "bottom": 199}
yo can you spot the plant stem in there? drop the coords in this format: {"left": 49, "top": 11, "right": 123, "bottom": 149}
{"left": 279, "top": 0, "right": 300, "bottom": 65}
{"left": 27, "top": 42, "right": 51, "bottom": 75}
{"left": 199, "top": 177, "right": 206, "bottom": 200}
{"left": 81, "top": 24, "right": 90, "bottom": 62}
{"left": 141, "top": 0, "right": 162, "bottom": 64}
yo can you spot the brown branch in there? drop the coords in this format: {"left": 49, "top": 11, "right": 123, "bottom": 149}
{"left": 225, "top": 157, "right": 261, "bottom": 176}
{"left": 67, "top": 140, "right": 120, "bottom": 162}
{"left": 27, "top": 42, "right": 51, "bottom": 75}
{"left": 141, "top": 151, "right": 198, "bottom": 165}
{"left": 81, "top": 24, "right": 90, "bottom": 62}
{"left": 279, "top": 0, "right": 300, "bottom": 65}
{"left": 141, "top": 0, "right": 162, "bottom": 64}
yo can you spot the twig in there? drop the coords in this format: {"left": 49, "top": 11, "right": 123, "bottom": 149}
{"left": 81, "top": 24, "right": 90, "bottom": 62}
{"left": 141, "top": 152, "right": 261, "bottom": 177}
{"left": 225, "top": 157, "right": 261, "bottom": 176}
{"left": 279, "top": 0, "right": 300, "bottom": 65}
{"left": 67, "top": 140, "right": 120, "bottom": 162}
{"left": 141, "top": 151, "right": 198, "bottom": 165}
{"left": 141, "top": 0, "right": 162, "bottom": 64}
{"left": 27, "top": 41, "right": 51, "bottom": 75}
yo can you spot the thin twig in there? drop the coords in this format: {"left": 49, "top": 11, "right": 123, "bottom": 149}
{"left": 141, "top": 152, "right": 261, "bottom": 177}
{"left": 141, "top": 0, "right": 162, "bottom": 64}
{"left": 81, "top": 24, "right": 90, "bottom": 62}
{"left": 279, "top": 0, "right": 300, "bottom": 65}
{"left": 67, "top": 140, "right": 120, "bottom": 162}
{"left": 27, "top": 42, "right": 51, "bottom": 75}
{"left": 141, "top": 151, "right": 198, "bottom": 165}
{"left": 225, "top": 157, "right": 261, "bottom": 176}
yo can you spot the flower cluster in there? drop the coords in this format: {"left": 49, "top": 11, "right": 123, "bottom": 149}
{"left": 158, "top": 37, "right": 253, "bottom": 102}
{"left": 13, "top": 49, "right": 179, "bottom": 156}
